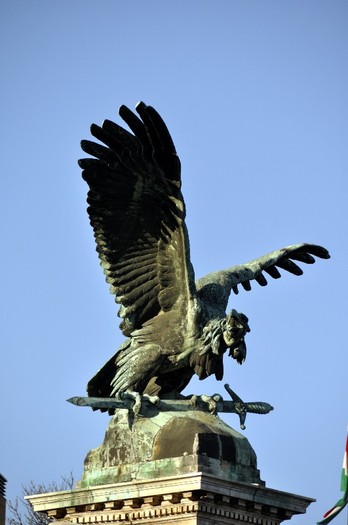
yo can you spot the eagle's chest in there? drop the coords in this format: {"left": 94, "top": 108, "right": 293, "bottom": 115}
{"left": 138, "top": 304, "right": 201, "bottom": 353}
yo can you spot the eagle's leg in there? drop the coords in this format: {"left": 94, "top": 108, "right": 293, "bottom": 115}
{"left": 189, "top": 394, "right": 222, "bottom": 414}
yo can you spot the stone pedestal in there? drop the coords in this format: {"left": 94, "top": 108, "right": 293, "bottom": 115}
{"left": 26, "top": 409, "right": 314, "bottom": 523}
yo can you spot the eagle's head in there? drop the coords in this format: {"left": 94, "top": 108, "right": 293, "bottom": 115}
{"left": 223, "top": 309, "right": 250, "bottom": 364}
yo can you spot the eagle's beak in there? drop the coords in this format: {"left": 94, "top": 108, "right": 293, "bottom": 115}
{"left": 229, "top": 341, "right": 247, "bottom": 364}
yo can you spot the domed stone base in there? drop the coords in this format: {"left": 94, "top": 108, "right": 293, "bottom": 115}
{"left": 78, "top": 408, "right": 263, "bottom": 488}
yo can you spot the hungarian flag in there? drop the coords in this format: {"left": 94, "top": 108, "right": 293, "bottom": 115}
{"left": 317, "top": 433, "right": 348, "bottom": 524}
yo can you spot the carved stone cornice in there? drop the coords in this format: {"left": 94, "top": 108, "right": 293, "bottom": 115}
{"left": 26, "top": 471, "right": 314, "bottom": 525}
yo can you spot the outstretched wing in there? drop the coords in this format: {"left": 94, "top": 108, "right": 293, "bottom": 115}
{"left": 79, "top": 102, "right": 196, "bottom": 336}
{"left": 196, "top": 243, "right": 330, "bottom": 310}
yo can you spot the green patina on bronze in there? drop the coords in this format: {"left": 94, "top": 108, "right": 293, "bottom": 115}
{"left": 78, "top": 101, "right": 329, "bottom": 407}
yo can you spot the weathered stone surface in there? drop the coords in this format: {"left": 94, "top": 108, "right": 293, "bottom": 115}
{"left": 78, "top": 409, "right": 262, "bottom": 488}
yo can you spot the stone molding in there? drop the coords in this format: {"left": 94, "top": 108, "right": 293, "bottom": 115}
{"left": 26, "top": 471, "right": 314, "bottom": 525}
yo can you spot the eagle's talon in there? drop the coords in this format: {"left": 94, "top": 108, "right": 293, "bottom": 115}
{"left": 142, "top": 394, "right": 160, "bottom": 406}
{"left": 116, "top": 391, "right": 159, "bottom": 417}
{"left": 188, "top": 394, "right": 221, "bottom": 414}
{"left": 117, "top": 390, "right": 142, "bottom": 417}
{"left": 189, "top": 395, "right": 199, "bottom": 408}
{"left": 202, "top": 394, "right": 222, "bottom": 414}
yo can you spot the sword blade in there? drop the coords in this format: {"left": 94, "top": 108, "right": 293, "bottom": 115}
{"left": 67, "top": 396, "right": 273, "bottom": 415}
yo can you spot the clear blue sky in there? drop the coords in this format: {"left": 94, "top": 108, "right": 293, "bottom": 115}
{"left": 1, "top": 2, "right": 347, "bottom": 524}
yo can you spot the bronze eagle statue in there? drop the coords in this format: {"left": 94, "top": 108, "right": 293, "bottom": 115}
{"left": 79, "top": 102, "right": 329, "bottom": 403}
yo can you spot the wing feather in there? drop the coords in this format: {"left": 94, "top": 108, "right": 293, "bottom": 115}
{"left": 196, "top": 243, "right": 330, "bottom": 310}
{"left": 110, "top": 267, "right": 157, "bottom": 287}
{"left": 79, "top": 102, "right": 196, "bottom": 336}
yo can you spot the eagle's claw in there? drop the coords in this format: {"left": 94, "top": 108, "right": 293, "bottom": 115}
{"left": 189, "top": 394, "right": 222, "bottom": 414}
{"left": 117, "top": 391, "right": 159, "bottom": 417}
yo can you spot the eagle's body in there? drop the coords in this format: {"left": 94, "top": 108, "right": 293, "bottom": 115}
{"left": 87, "top": 293, "right": 247, "bottom": 398}
{"left": 79, "top": 102, "right": 329, "bottom": 402}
